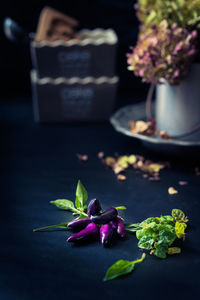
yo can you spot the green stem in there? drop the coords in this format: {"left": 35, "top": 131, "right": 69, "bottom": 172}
{"left": 115, "top": 206, "right": 126, "bottom": 211}
{"left": 73, "top": 209, "right": 88, "bottom": 217}
{"left": 33, "top": 222, "right": 68, "bottom": 232}
{"left": 131, "top": 253, "right": 146, "bottom": 264}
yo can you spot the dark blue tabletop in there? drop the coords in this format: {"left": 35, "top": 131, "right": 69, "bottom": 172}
{"left": 1, "top": 98, "right": 200, "bottom": 300}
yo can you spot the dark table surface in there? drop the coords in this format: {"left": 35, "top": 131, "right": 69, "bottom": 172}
{"left": 1, "top": 97, "right": 200, "bottom": 300}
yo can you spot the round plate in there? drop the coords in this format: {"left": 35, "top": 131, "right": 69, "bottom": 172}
{"left": 110, "top": 102, "right": 200, "bottom": 157}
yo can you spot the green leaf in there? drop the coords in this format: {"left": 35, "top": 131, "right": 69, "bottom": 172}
{"left": 147, "top": 222, "right": 161, "bottom": 231}
{"left": 159, "top": 229, "right": 176, "bottom": 245}
{"left": 136, "top": 229, "right": 146, "bottom": 240}
{"left": 172, "top": 209, "right": 186, "bottom": 222}
{"left": 160, "top": 215, "right": 175, "bottom": 226}
{"left": 83, "top": 204, "right": 87, "bottom": 211}
{"left": 138, "top": 236, "right": 154, "bottom": 250}
{"left": 50, "top": 199, "right": 75, "bottom": 211}
{"left": 104, "top": 253, "right": 145, "bottom": 281}
{"left": 153, "top": 242, "right": 168, "bottom": 259}
{"left": 75, "top": 180, "right": 88, "bottom": 209}
{"left": 104, "top": 260, "right": 135, "bottom": 281}
{"left": 143, "top": 217, "right": 160, "bottom": 224}
{"left": 175, "top": 221, "right": 187, "bottom": 239}
{"left": 168, "top": 247, "right": 181, "bottom": 255}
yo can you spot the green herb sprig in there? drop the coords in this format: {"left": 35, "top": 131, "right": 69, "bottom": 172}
{"left": 50, "top": 180, "right": 89, "bottom": 218}
{"left": 127, "top": 209, "right": 188, "bottom": 259}
{"left": 104, "top": 209, "right": 188, "bottom": 281}
{"left": 33, "top": 180, "right": 126, "bottom": 232}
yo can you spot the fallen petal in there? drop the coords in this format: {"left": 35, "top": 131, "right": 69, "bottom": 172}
{"left": 168, "top": 187, "right": 178, "bottom": 195}
{"left": 178, "top": 181, "right": 188, "bottom": 186}
{"left": 117, "top": 174, "right": 127, "bottom": 181}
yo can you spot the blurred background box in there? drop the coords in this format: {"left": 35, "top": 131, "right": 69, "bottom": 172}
{"left": 31, "top": 70, "right": 118, "bottom": 122}
{"left": 30, "top": 29, "right": 118, "bottom": 78}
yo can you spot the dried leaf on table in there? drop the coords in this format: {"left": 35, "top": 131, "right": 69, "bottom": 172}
{"left": 160, "top": 130, "right": 171, "bottom": 140}
{"left": 104, "top": 157, "right": 116, "bottom": 167}
{"left": 178, "top": 181, "right": 188, "bottom": 186}
{"left": 117, "top": 174, "right": 127, "bottom": 181}
{"left": 129, "top": 119, "right": 157, "bottom": 137}
{"left": 101, "top": 153, "right": 167, "bottom": 181}
{"left": 77, "top": 154, "right": 88, "bottom": 161}
{"left": 127, "top": 155, "right": 137, "bottom": 164}
{"left": 97, "top": 152, "right": 104, "bottom": 159}
{"left": 168, "top": 187, "right": 178, "bottom": 195}
{"left": 113, "top": 164, "right": 124, "bottom": 175}
{"left": 117, "top": 156, "right": 129, "bottom": 169}
{"left": 145, "top": 163, "right": 165, "bottom": 174}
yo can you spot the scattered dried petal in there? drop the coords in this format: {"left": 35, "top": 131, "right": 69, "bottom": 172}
{"left": 117, "top": 174, "right": 127, "bottom": 181}
{"left": 117, "top": 156, "right": 129, "bottom": 169}
{"left": 147, "top": 163, "right": 165, "bottom": 173}
{"left": 98, "top": 152, "right": 104, "bottom": 159}
{"left": 113, "top": 164, "right": 124, "bottom": 174}
{"left": 137, "top": 161, "right": 143, "bottom": 168}
{"left": 160, "top": 130, "right": 171, "bottom": 140}
{"left": 101, "top": 153, "right": 167, "bottom": 181}
{"left": 76, "top": 154, "right": 88, "bottom": 161}
{"left": 104, "top": 157, "right": 116, "bottom": 167}
{"left": 129, "top": 119, "right": 157, "bottom": 137}
{"left": 127, "top": 155, "right": 137, "bottom": 164}
{"left": 143, "top": 174, "right": 148, "bottom": 178}
{"left": 129, "top": 120, "right": 136, "bottom": 132}
{"left": 168, "top": 187, "right": 178, "bottom": 195}
{"left": 178, "top": 181, "right": 188, "bottom": 186}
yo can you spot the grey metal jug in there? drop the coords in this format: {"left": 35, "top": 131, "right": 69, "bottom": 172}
{"left": 155, "top": 63, "right": 200, "bottom": 141}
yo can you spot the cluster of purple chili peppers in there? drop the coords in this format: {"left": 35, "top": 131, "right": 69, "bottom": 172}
{"left": 67, "top": 198, "right": 126, "bottom": 246}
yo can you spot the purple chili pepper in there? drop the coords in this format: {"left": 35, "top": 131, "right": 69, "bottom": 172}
{"left": 90, "top": 206, "right": 118, "bottom": 225}
{"left": 116, "top": 216, "right": 126, "bottom": 238}
{"left": 67, "top": 218, "right": 91, "bottom": 230}
{"left": 109, "top": 218, "right": 118, "bottom": 231}
{"left": 87, "top": 198, "right": 102, "bottom": 217}
{"left": 100, "top": 223, "right": 114, "bottom": 246}
{"left": 67, "top": 223, "right": 99, "bottom": 243}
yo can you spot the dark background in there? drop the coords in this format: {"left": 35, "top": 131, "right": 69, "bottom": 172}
{"left": 0, "top": 0, "right": 149, "bottom": 101}
{"left": 1, "top": 2, "right": 200, "bottom": 300}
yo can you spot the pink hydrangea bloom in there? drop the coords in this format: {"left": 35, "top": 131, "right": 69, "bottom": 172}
{"left": 127, "top": 21, "right": 198, "bottom": 85}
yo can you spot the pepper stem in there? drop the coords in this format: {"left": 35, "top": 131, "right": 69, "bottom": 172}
{"left": 73, "top": 210, "right": 88, "bottom": 218}
{"left": 115, "top": 206, "right": 126, "bottom": 211}
{"left": 33, "top": 222, "right": 68, "bottom": 232}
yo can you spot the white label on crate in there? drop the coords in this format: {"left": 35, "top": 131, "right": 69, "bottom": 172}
{"left": 60, "top": 87, "right": 94, "bottom": 118}
{"left": 57, "top": 51, "right": 91, "bottom": 77}
{"left": 57, "top": 50, "right": 91, "bottom": 63}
